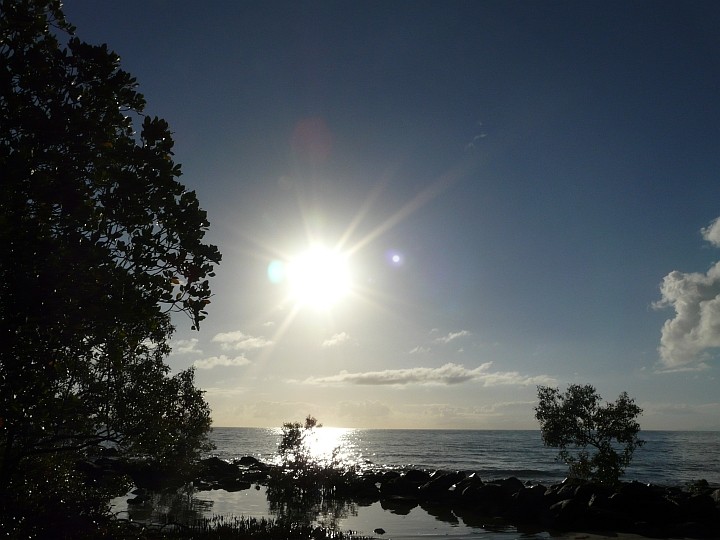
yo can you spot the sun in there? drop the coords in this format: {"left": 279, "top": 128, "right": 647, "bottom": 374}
{"left": 286, "top": 245, "right": 352, "bottom": 310}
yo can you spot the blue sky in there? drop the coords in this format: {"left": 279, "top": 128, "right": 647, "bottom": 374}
{"left": 65, "top": 1, "right": 720, "bottom": 429}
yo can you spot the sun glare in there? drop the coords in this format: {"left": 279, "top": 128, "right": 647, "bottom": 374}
{"left": 286, "top": 245, "right": 351, "bottom": 310}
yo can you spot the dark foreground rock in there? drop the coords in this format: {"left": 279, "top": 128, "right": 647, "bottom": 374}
{"left": 372, "top": 472, "right": 720, "bottom": 539}
{"left": 111, "top": 455, "right": 720, "bottom": 539}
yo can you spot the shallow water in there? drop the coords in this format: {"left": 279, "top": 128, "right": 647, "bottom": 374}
{"left": 112, "top": 429, "right": 720, "bottom": 538}
{"left": 113, "top": 485, "right": 555, "bottom": 539}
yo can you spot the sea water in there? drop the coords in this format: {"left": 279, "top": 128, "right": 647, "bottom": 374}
{"left": 210, "top": 428, "right": 720, "bottom": 485}
{"left": 114, "top": 429, "right": 720, "bottom": 538}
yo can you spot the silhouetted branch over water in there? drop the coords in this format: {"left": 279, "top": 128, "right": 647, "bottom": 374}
{"left": 0, "top": 0, "right": 220, "bottom": 536}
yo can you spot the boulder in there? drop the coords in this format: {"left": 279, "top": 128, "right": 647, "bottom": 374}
{"left": 234, "top": 455, "right": 261, "bottom": 467}
{"left": 547, "top": 497, "right": 587, "bottom": 529}
{"left": 418, "top": 471, "right": 466, "bottom": 500}
{"left": 380, "top": 473, "right": 421, "bottom": 499}
{"left": 403, "top": 469, "right": 431, "bottom": 483}
{"left": 198, "top": 456, "right": 240, "bottom": 480}
{"left": 380, "top": 497, "right": 417, "bottom": 515}
{"left": 220, "top": 478, "right": 252, "bottom": 492}
{"left": 680, "top": 493, "right": 717, "bottom": 521}
{"left": 459, "top": 482, "right": 510, "bottom": 515}
{"left": 492, "top": 476, "right": 524, "bottom": 497}
{"left": 509, "top": 484, "right": 548, "bottom": 522}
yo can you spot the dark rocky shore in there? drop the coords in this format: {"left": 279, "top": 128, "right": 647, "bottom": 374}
{"left": 106, "top": 455, "right": 720, "bottom": 539}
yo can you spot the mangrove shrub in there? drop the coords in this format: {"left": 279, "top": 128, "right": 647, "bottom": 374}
{"left": 535, "top": 384, "right": 644, "bottom": 485}
{"left": 0, "top": 0, "right": 220, "bottom": 532}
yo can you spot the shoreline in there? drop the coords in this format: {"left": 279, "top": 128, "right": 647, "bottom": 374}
{"left": 111, "top": 456, "right": 720, "bottom": 539}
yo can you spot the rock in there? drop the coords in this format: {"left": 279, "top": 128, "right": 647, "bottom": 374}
{"left": 199, "top": 456, "right": 240, "bottom": 480}
{"left": 238, "top": 469, "right": 269, "bottom": 482}
{"left": 548, "top": 497, "right": 587, "bottom": 529}
{"left": 221, "top": 479, "right": 252, "bottom": 492}
{"left": 680, "top": 493, "right": 717, "bottom": 521}
{"left": 338, "top": 476, "right": 380, "bottom": 500}
{"left": 403, "top": 469, "right": 431, "bottom": 483}
{"left": 373, "top": 528, "right": 386, "bottom": 534}
{"left": 380, "top": 470, "right": 401, "bottom": 482}
{"left": 509, "top": 484, "right": 548, "bottom": 522}
{"left": 380, "top": 497, "right": 417, "bottom": 515}
{"left": 380, "top": 474, "right": 420, "bottom": 499}
{"left": 451, "top": 474, "right": 483, "bottom": 498}
{"left": 127, "top": 495, "right": 146, "bottom": 505}
{"left": 493, "top": 476, "right": 524, "bottom": 497}
{"left": 418, "top": 471, "right": 466, "bottom": 500}
{"left": 234, "top": 455, "right": 260, "bottom": 467}
{"left": 460, "top": 482, "right": 510, "bottom": 515}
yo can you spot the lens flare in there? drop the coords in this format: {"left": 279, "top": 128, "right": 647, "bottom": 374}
{"left": 267, "top": 260, "right": 286, "bottom": 284}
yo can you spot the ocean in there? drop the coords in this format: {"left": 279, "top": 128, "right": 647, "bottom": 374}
{"left": 210, "top": 428, "right": 720, "bottom": 486}
{"left": 115, "top": 429, "right": 720, "bottom": 539}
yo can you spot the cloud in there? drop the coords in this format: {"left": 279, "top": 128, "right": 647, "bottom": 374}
{"left": 298, "top": 362, "right": 553, "bottom": 387}
{"left": 409, "top": 346, "right": 430, "bottom": 354}
{"left": 701, "top": 217, "right": 720, "bottom": 247}
{"left": 322, "top": 332, "right": 352, "bottom": 348}
{"left": 410, "top": 400, "right": 534, "bottom": 420}
{"left": 655, "top": 217, "right": 720, "bottom": 370}
{"left": 194, "top": 355, "right": 251, "bottom": 369}
{"left": 434, "top": 330, "right": 471, "bottom": 344}
{"left": 172, "top": 338, "right": 201, "bottom": 354}
{"left": 212, "top": 330, "right": 273, "bottom": 351}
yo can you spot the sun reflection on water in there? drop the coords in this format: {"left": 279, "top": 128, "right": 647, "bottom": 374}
{"left": 271, "top": 426, "right": 361, "bottom": 468}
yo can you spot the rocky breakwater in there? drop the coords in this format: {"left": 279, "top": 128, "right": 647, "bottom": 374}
{"left": 371, "top": 469, "right": 720, "bottom": 538}
{"left": 190, "top": 457, "right": 720, "bottom": 538}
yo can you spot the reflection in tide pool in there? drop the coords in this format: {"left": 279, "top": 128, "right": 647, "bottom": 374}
{"left": 112, "top": 486, "right": 552, "bottom": 539}
{"left": 112, "top": 429, "right": 720, "bottom": 538}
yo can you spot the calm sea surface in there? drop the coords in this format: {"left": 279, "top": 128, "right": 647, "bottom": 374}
{"left": 115, "top": 429, "right": 720, "bottom": 539}
{"left": 210, "top": 428, "right": 720, "bottom": 485}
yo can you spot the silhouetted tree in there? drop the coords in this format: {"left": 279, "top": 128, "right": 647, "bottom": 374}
{"left": 0, "top": 0, "right": 220, "bottom": 526}
{"left": 535, "top": 384, "right": 644, "bottom": 485}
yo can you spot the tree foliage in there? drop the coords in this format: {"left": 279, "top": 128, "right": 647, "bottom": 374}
{"left": 278, "top": 415, "right": 322, "bottom": 473}
{"left": 535, "top": 384, "right": 644, "bottom": 485}
{"left": 271, "top": 416, "right": 359, "bottom": 530}
{"left": 0, "top": 0, "right": 220, "bottom": 519}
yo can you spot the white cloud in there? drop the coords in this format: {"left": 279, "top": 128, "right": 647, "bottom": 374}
{"left": 172, "top": 338, "right": 201, "bottom": 354}
{"left": 298, "top": 362, "right": 553, "bottom": 387}
{"left": 655, "top": 218, "right": 720, "bottom": 370}
{"left": 434, "top": 330, "right": 471, "bottom": 344}
{"left": 212, "top": 330, "right": 273, "bottom": 351}
{"left": 409, "top": 400, "right": 534, "bottom": 420}
{"left": 194, "top": 354, "right": 251, "bottom": 369}
{"left": 322, "top": 332, "right": 351, "bottom": 348}
{"left": 409, "top": 345, "right": 430, "bottom": 354}
{"left": 701, "top": 217, "right": 720, "bottom": 247}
